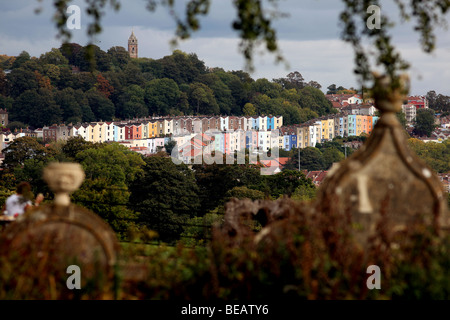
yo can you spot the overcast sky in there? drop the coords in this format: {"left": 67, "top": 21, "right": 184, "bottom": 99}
{"left": 0, "top": 0, "right": 449, "bottom": 95}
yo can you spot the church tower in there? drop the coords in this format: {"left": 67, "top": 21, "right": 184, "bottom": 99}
{"left": 128, "top": 30, "right": 138, "bottom": 58}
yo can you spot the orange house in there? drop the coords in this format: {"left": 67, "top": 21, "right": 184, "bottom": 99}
{"left": 132, "top": 123, "right": 143, "bottom": 140}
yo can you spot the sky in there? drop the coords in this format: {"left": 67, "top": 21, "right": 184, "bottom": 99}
{"left": 0, "top": 0, "right": 449, "bottom": 95}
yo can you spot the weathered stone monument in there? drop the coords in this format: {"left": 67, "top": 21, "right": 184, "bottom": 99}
{"left": 314, "top": 73, "right": 450, "bottom": 248}
{"left": 218, "top": 73, "right": 450, "bottom": 252}
{"left": 0, "top": 162, "right": 119, "bottom": 299}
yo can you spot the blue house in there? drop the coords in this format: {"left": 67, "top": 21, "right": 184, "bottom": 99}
{"left": 290, "top": 135, "right": 297, "bottom": 150}
{"left": 348, "top": 115, "right": 357, "bottom": 136}
{"left": 251, "top": 116, "right": 259, "bottom": 130}
{"left": 267, "top": 116, "right": 275, "bottom": 130}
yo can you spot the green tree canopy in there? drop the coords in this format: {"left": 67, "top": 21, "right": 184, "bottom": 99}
{"left": 85, "top": 89, "right": 115, "bottom": 121}
{"left": 414, "top": 109, "right": 437, "bottom": 137}
{"left": 188, "top": 82, "right": 219, "bottom": 115}
{"left": 75, "top": 142, "right": 145, "bottom": 187}
{"left": 10, "top": 89, "right": 62, "bottom": 128}
{"left": 265, "top": 170, "right": 314, "bottom": 198}
{"left": 1, "top": 137, "right": 46, "bottom": 169}
{"left": 145, "top": 78, "right": 181, "bottom": 115}
{"left": 129, "top": 155, "right": 201, "bottom": 243}
{"left": 39, "top": 48, "right": 69, "bottom": 66}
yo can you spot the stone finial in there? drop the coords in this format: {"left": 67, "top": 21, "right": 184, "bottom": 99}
{"left": 371, "top": 72, "right": 410, "bottom": 114}
{"left": 43, "top": 162, "right": 85, "bottom": 206}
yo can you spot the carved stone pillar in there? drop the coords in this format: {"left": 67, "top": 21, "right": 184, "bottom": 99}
{"left": 0, "top": 162, "right": 119, "bottom": 299}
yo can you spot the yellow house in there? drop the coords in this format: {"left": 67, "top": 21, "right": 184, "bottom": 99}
{"left": 327, "top": 118, "right": 335, "bottom": 140}
{"left": 278, "top": 134, "right": 284, "bottom": 150}
{"left": 321, "top": 119, "right": 329, "bottom": 142}
{"left": 355, "top": 115, "right": 365, "bottom": 136}
{"left": 141, "top": 121, "right": 149, "bottom": 139}
{"left": 86, "top": 123, "right": 97, "bottom": 142}
{"left": 97, "top": 122, "right": 107, "bottom": 143}
{"left": 274, "top": 116, "right": 283, "bottom": 130}
{"left": 296, "top": 126, "right": 309, "bottom": 149}
{"left": 148, "top": 120, "right": 158, "bottom": 138}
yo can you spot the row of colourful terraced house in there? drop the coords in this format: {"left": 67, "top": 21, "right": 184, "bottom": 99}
{"left": 42, "top": 115, "right": 284, "bottom": 144}
{"left": 279, "top": 113, "right": 380, "bottom": 151}
{"left": 0, "top": 114, "right": 380, "bottom": 157}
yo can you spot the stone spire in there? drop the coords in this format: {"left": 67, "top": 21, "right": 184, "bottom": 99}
{"left": 128, "top": 29, "right": 138, "bottom": 58}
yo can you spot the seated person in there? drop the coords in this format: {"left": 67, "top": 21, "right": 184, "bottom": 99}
{"left": 2, "top": 182, "right": 33, "bottom": 218}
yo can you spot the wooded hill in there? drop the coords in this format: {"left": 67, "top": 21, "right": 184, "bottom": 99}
{"left": 0, "top": 44, "right": 334, "bottom": 129}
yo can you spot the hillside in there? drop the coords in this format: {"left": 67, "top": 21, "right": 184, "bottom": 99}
{"left": 0, "top": 45, "right": 335, "bottom": 129}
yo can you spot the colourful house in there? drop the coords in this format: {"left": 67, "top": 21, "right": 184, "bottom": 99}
{"left": 267, "top": 116, "right": 275, "bottom": 130}
{"left": 274, "top": 116, "right": 283, "bottom": 129}
{"left": 347, "top": 115, "right": 357, "bottom": 136}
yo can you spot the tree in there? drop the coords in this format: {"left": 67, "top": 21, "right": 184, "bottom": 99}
{"left": 72, "top": 72, "right": 97, "bottom": 92}
{"left": 145, "top": 78, "right": 181, "bottom": 115}
{"left": 407, "top": 138, "right": 450, "bottom": 173}
{"left": 39, "top": 48, "right": 69, "bottom": 66}
{"left": 188, "top": 82, "right": 219, "bottom": 114}
{"left": 306, "top": 80, "right": 322, "bottom": 89}
{"left": 193, "top": 161, "right": 264, "bottom": 214}
{"left": 1, "top": 137, "right": 45, "bottom": 169}
{"left": 118, "top": 84, "right": 148, "bottom": 119}
{"left": 6, "top": 68, "right": 38, "bottom": 98}
{"left": 72, "top": 143, "right": 146, "bottom": 237}
{"left": 0, "top": 97, "right": 13, "bottom": 119}
{"left": 59, "top": 43, "right": 83, "bottom": 66}
{"left": 61, "top": 136, "right": 97, "bottom": 160}
{"left": 75, "top": 142, "right": 144, "bottom": 186}
{"left": 157, "top": 50, "right": 206, "bottom": 85}
{"left": 95, "top": 73, "right": 114, "bottom": 99}
{"left": 327, "top": 84, "right": 337, "bottom": 95}
{"left": 44, "top": 64, "right": 62, "bottom": 84}
{"left": 196, "top": 73, "right": 234, "bottom": 114}
{"left": 107, "top": 46, "right": 131, "bottom": 69}
{"left": 6, "top": 121, "right": 27, "bottom": 132}
{"left": 322, "top": 147, "right": 345, "bottom": 170}
{"left": 284, "top": 147, "right": 325, "bottom": 171}
{"left": 10, "top": 89, "right": 62, "bottom": 128}
{"left": 129, "top": 155, "right": 201, "bottom": 243}
{"left": 164, "top": 140, "right": 177, "bottom": 156}
{"left": 0, "top": 68, "right": 8, "bottom": 96}
{"left": 298, "top": 86, "right": 334, "bottom": 116}
{"left": 243, "top": 102, "right": 256, "bottom": 116}
{"left": 85, "top": 89, "right": 115, "bottom": 121}
{"left": 54, "top": 88, "right": 84, "bottom": 124}
{"left": 427, "top": 91, "right": 450, "bottom": 113}
{"left": 215, "top": 70, "right": 249, "bottom": 114}
{"left": 273, "top": 71, "right": 306, "bottom": 90}
{"left": 414, "top": 108, "right": 437, "bottom": 137}
{"left": 11, "top": 51, "right": 31, "bottom": 69}
{"left": 34, "top": 70, "right": 52, "bottom": 91}
{"left": 251, "top": 78, "right": 282, "bottom": 98}
{"left": 281, "top": 101, "right": 302, "bottom": 125}
{"left": 224, "top": 186, "right": 265, "bottom": 202}
{"left": 265, "top": 170, "right": 314, "bottom": 198}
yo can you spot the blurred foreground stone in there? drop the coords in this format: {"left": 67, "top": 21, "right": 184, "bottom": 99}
{"left": 219, "top": 73, "right": 450, "bottom": 252}
{"left": 0, "top": 162, "right": 119, "bottom": 299}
